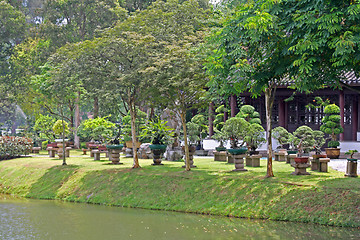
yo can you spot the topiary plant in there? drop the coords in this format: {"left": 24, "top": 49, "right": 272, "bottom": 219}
{"left": 320, "top": 104, "right": 343, "bottom": 148}
{"left": 272, "top": 126, "right": 290, "bottom": 149}
{"left": 223, "top": 117, "right": 250, "bottom": 148}
{"left": 236, "top": 105, "right": 261, "bottom": 125}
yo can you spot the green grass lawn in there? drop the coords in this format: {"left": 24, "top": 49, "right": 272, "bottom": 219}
{"left": 0, "top": 150, "right": 359, "bottom": 227}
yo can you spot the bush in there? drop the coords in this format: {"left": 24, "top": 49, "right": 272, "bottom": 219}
{"left": 0, "top": 136, "right": 33, "bottom": 159}
{"left": 42, "top": 140, "right": 48, "bottom": 150}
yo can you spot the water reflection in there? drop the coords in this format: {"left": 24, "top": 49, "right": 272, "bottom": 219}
{"left": 0, "top": 194, "right": 359, "bottom": 240}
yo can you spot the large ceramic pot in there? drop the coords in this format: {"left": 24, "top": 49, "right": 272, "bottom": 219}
{"left": 287, "top": 150, "right": 298, "bottom": 155}
{"left": 106, "top": 144, "right": 124, "bottom": 150}
{"left": 325, "top": 148, "right": 340, "bottom": 159}
{"left": 294, "top": 157, "right": 309, "bottom": 164}
{"left": 227, "top": 147, "right": 248, "bottom": 155}
{"left": 215, "top": 147, "right": 227, "bottom": 152}
{"left": 149, "top": 144, "right": 167, "bottom": 165}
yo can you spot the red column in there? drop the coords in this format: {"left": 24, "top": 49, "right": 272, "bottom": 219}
{"left": 352, "top": 97, "right": 358, "bottom": 141}
{"left": 278, "top": 99, "right": 285, "bottom": 127}
{"left": 339, "top": 91, "right": 345, "bottom": 141}
{"left": 209, "top": 102, "right": 214, "bottom": 137}
{"left": 230, "top": 94, "right": 237, "bottom": 117}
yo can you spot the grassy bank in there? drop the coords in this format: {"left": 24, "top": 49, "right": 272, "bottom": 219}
{"left": 0, "top": 151, "right": 359, "bottom": 228}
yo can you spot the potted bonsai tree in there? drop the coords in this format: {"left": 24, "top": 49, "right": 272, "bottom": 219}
{"left": 223, "top": 117, "right": 250, "bottom": 154}
{"left": 309, "top": 130, "right": 327, "bottom": 170}
{"left": 190, "top": 114, "right": 208, "bottom": 153}
{"left": 244, "top": 123, "right": 265, "bottom": 167}
{"left": 272, "top": 126, "right": 290, "bottom": 152}
{"left": 293, "top": 126, "right": 315, "bottom": 163}
{"left": 141, "top": 118, "right": 174, "bottom": 165}
{"left": 345, "top": 150, "right": 358, "bottom": 177}
{"left": 244, "top": 123, "right": 265, "bottom": 155}
{"left": 53, "top": 119, "right": 70, "bottom": 164}
{"left": 320, "top": 104, "right": 343, "bottom": 159}
{"left": 212, "top": 128, "right": 227, "bottom": 152}
{"left": 212, "top": 128, "right": 228, "bottom": 162}
{"left": 223, "top": 117, "right": 250, "bottom": 171}
{"left": 182, "top": 121, "right": 200, "bottom": 167}
{"left": 106, "top": 126, "right": 124, "bottom": 165}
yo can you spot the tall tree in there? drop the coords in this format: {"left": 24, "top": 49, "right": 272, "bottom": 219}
{"left": 204, "top": 0, "right": 294, "bottom": 177}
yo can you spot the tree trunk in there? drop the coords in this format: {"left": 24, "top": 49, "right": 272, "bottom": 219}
{"left": 61, "top": 107, "right": 67, "bottom": 166}
{"left": 74, "top": 92, "right": 80, "bottom": 149}
{"left": 130, "top": 102, "right": 140, "bottom": 168}
{"left": 180, "top": 110, "right": 190, "bottom": 171}
{"left": 265, "top": 87, "right": 274, "bottom": 178}
{"left": 93, "top": 96, "right": 99, "bottom": 118}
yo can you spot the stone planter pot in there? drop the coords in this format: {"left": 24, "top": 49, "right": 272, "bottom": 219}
{"left": 149, "top": 144, "right": 167, "bottom": 165}
{"left": 294, "top": 157, "right": 309, "bottom": 164}
{"left": 214, "top": 151, "right": 227, "bottom": 161}
{"left": 345, "top": 159, "right": 358, "bottom": 177}
{"left": 246, "top": 154, "right": 261, "bottom": 167}
{"left": 325, "top": 148, "right": 340, "bottom": 159}
{"left": 125, "top": 141, "right": 141, "bottom": 149}
{"left": 106, "top": 144, "right": 124, "bottom": 164}
{"left": 311, "top": 154, "right": 327, "bottom": 171}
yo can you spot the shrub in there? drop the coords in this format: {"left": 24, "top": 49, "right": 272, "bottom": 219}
{"left": 42, "top": 140, "right": 48, "bottom": 149}
{"left": 0, "top": 136, "right": 33, "bottom": 159}
{"left": 320, "top": 104, "right": 343, "bottom": 148}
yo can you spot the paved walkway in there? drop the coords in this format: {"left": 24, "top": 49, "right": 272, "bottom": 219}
{"left": 328, "top": 159, "right": 359, "bottom": 173}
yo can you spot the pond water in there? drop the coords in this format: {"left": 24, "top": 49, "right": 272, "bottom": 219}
{"left": 1, "top": 194, "right": 359, "bottom": 240}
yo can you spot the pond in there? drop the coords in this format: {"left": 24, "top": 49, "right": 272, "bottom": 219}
{"left": 1, "top": 194, "right": 359, "bottom": 240}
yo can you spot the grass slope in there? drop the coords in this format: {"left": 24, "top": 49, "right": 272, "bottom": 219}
{"left": 0, "top": 150, "right": 359, "bottom": 227}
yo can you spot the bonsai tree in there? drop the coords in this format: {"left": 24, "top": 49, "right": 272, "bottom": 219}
{"left": 345, "top": 150, "right": 358, "bottom": 160}
{"left": 190, "top": 114, "right": 208, "bottom": 150}
{"left": 313, "top": 130, "right": 326, "bottom": 155}
{"left": 212, "top": 128, "right": 227, "bottom": 148}
{"left": 185, "top": 121, "right": 201, "bottom": 146}
{"left": 236, "top": 105, "right": 261, "bottom": 124}
{"left": 272, "top": 126, "right": 290, "bottom": 149}
{"left": 244, "top": 123, "right": 265, "bottom": 152}
{"left": 320, "top": 104, "right": 344, "bottom": 148}
{"left": 293, "top": 126, "right": 315, "bottom": 157}
{"left": 222, "top": 117, "right": 250, "bottom": 149}
{"left": 141, "top": 118, "right": 175, "bottom": 145}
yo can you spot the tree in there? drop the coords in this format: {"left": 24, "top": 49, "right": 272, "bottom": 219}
{"left": 285, "top": 0, "right": 360, "bottom": 91}
{"left": 69, "top": 0, "right": 209, "bottom": 170}
{"left": 0, "top": 0, "right": 26, "bottom": 100}
{"left": 204, "top": 1, "right": 293, "bottom": 177}
{"left": 33, "top": 114, "right": 56, "bottom": 141}
{"left": 127, "top": 0, "right": 209, "bottom": 171}
{"left": 32, "top": 61, "right": 79, "bottom": 165}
